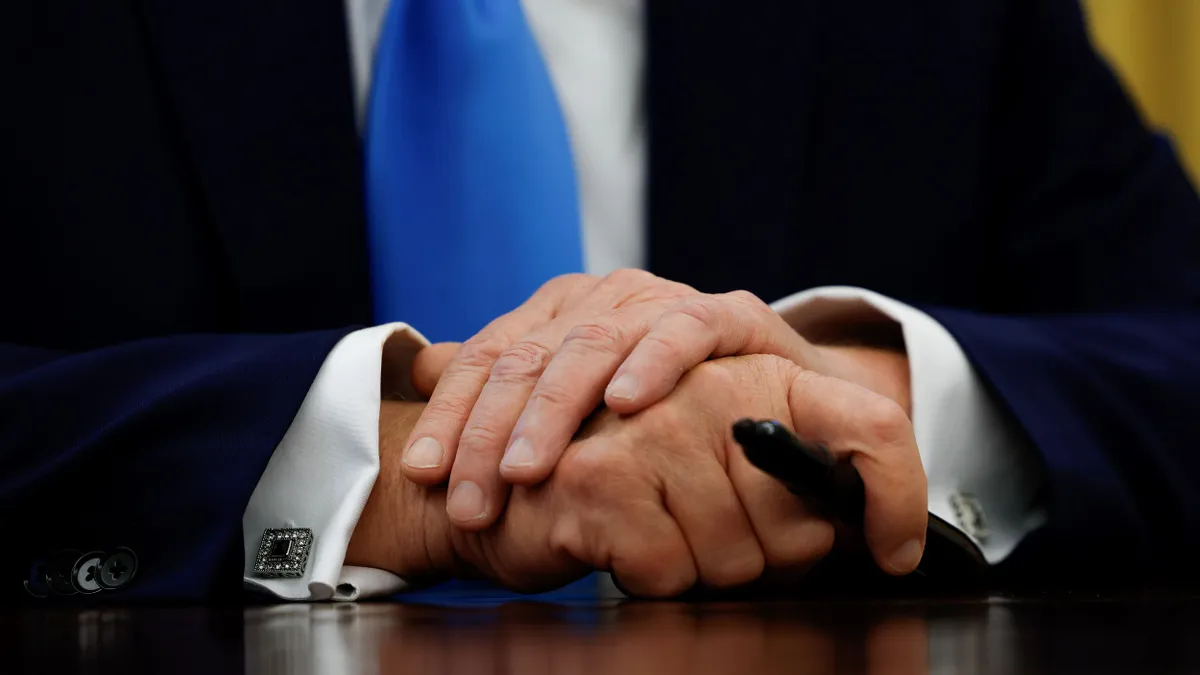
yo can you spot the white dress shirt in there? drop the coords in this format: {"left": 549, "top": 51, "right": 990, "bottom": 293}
{"left": 243, "top": 0, "right": 1045, "bottom": 601}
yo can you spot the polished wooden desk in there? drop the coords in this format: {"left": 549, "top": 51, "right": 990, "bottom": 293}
{"left": 6, "top": 593, "right": 1199, "bottom": 674}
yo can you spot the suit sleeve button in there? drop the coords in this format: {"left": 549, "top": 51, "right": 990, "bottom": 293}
{"left": 71, "top": 551, "right": 106, "bottom": 594}
{"left": 45, "top": 550, "right": 82, "bottom": 596}
{"left": 24, "top": 557, "right": 52, "bottom": 598}
{"left": 97, "top": 548, "right": 138, "bottom": 590}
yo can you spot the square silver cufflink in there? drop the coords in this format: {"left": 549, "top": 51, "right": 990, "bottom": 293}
{"left": 949, "top": 493, "right": 989, "bottom": 545}
{"left": 253, "top": 528, "right": 313, "bottom": 578}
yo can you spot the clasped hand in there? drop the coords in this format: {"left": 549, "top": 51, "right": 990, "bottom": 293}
{"left": 401, "top": 271, "right": 927, "bottom": 595}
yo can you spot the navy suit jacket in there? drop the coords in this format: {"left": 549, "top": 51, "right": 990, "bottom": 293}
{"left": 3, "top": 0, "right": 1199, "bottom": 602}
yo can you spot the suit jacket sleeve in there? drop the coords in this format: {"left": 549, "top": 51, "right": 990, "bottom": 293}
{"left": 0, "top": 329, "right": 354, "bottom": 603}
{"left": 926, "top": 0, "right": 1200, "bottom": 586}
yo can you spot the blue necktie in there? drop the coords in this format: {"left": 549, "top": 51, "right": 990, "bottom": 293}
{"left": 365, "top": 0, "right": 585, "bottom": 343}
{"left": 366, "top": 0, "right": 597, "bottom": 605}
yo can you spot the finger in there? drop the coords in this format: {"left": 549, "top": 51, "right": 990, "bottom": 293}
{"left": 500, "top": 313, "right": 652, "bottom": 484}
{"left": 587, "top": 268, "right": 692, "bottom": 310}
{"left": 655, "top": 449, "right": 766, "bottom": 590}
{"left": 553, "top": 487, "right": 699, "bottom": 599}
{"left": 548, "top": 442, "right": 698, "bottom": 598}
{"left": 726, "top": 435, "right": 836, "bottom": 577}
{"left": 785, "top": 369, "right": 928, "bottom": 575}
{"left": 410, "top": 342, "right": 462, "bottom": 398}
{"left": 446, "top": 335, "right": 558, "bottom": 529}
{"left": 400, "top": 276, "right": 590, "bottom": 484}
{"left": 600, "top": 500, "right": 699, "bottom": 599}
{"left": 400, "top": 326, "right": 525, "bottom": 485}
{"left": 605, "top": 291, "right": 807, "bottom": 414}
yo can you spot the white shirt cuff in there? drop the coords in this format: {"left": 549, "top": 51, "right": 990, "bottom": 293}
{"left": 242, "top": 323, "right": 430, "bottom": 601}
{"left": 771, "top": 286, "right": 1047, "bottom": 564}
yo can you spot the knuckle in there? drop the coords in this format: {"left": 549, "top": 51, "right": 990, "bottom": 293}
{"left": 758, "top": 353, "right": 804, "bottom": 382}
{"left": 862, "top": 397, "right": 913, "bottom": 446}
{"left": 639, "top": 331, "right": 687, "bottom": 367}
{"left": 601, "top": 269, "right": 696, "bottom": 309}
{"left": 791, "top": 366, "right": 822, "bottom": 387}
{"left": 558, "top": 445, "right": 639, "bottom": 496}
{"left": 628, "top": 566, "right": 690, "bottom": 599}
{"left": 490, "top": 341, "right": 554, "bottom": 384}
{"left": 721, "top": 290, "right": 778, "bottom": 346}
{"left": 641, "top": 574, "right": 693, "bottom": 599}
{"left": 724, "top": 289, "right": 769, "bottom": 311}
{"left": 624, "top": 281, "right": 696, "bottom": 308}
{"left": 456, "top": 424, "right": 508, "bottom": 457}
{"left": 641, "top": 396, "right": 691, "bottom": 433}
{"left": 562, "top": 321, "right": 625, "bottom": 354}
{"left": 616, "top": 541, "right": 695, "bottom": 598}
{"left": 762, "top": 521, "right": 835, "bottom": 568}
{"left": 705, "top": 552, "right": 766, "bottom": 590}
{"left": 421, "top": 394, "right": 474, "bottom": 424}
{"left": 455, "top": 337, "right": 506, "bottom": 373}
{"left": 671, "top": 295, "right": 719, "bottom": 325}
{"left": 687, "top": 358, "right": 740, "bottom": 391}
{"left": 781, "top": 364, "right": 822, "bottom": 399}
{"left": 544, "top": 272, "right": 596, "bottom": 295}
{"left": 548, "top": 517, "right": 586, "bottom": 561}
{"left": 638, "top": 403, "right": 711, "bottom": 460}
{"left": 602, "top": 268, "right": 658, "bottom": 288}
{"left": 527, "top": 379, "right": 576, "bottom": 409}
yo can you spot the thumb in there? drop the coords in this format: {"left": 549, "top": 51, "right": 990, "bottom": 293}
{"left": 785, "top": 368, "right": 928, "bottom": 576}
{"left": 411, "top": 342, "right": 462, "bottom": 398}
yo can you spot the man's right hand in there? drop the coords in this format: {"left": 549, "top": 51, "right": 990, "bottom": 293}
{"left": 344, "top": 337, "right": 466, "bottom": 582}
{"left": 352, "top": 352, "right": 927, "bottom": 597}
{"left": 345, "top": 398, "right": 462, "bottom": 583}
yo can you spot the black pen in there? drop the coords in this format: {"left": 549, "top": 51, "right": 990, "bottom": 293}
{"left": 732, "top": 418, "right": 932, "bottom": 581}
{"left": 733, "top": 418, "right": 997, "bottom": 585}
{"left": 731, "top": 418, "right": 867, "bottom": 526}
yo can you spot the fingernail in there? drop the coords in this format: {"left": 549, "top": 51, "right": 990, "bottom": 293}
{"left": 888, "top": 539, "right": 924, "bottom": 573}
{"left": 606, "top": 373, "right": 641, "bottom": 401}
{"left": 501, "top": 437, "right": 537, "bottom": 470}
{"left": 403, "top": 437, "right": 444, "bottom": 469}
{"left": 446, "top": 481, "right": 488, "bottom": 522}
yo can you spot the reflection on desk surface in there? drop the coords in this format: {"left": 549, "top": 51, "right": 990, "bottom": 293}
{"left": 5, "top": 595, "right": 1200, "bottom": 674}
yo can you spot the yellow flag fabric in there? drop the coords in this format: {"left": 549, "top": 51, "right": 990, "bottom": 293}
{"left": 1083, "top": 0, "right": 1200, "bottom": 181}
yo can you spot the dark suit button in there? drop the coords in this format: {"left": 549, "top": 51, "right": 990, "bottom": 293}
{"left": 71, "top": 551, "right": 106, "bottom": 594}
{"left": 97, "top": 548, "right": 138, "bottom": 590}
{"left": 24, "top": 558, "right": 52, "bottom": 598}
{"left": 45, "top": 550, "right": 82, "bottom": 596}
